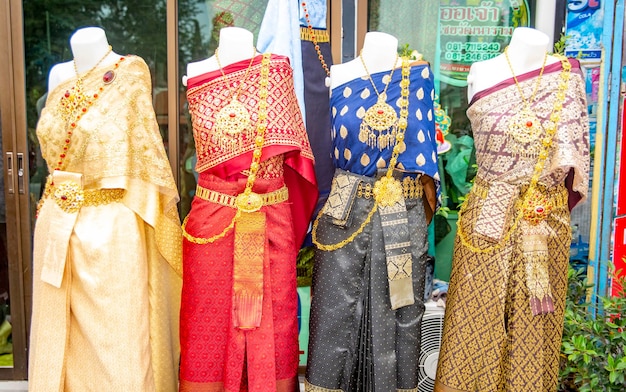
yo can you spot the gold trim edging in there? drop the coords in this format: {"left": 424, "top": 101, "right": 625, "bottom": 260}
{"left": 300, "top": 26, "right": 330, "bottom": 43}
{"left": 194, "top": 184, "right": 289, "bottom": 208}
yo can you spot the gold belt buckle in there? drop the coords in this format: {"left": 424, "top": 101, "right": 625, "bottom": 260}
{"left": 53, "top": 181, "right": 84, "bottom": 213}
{"left": 373, "top": 177, "right": 403, "bottom": 207}
{"left": 522, "top": 187, "right": 554, "bottom": 225}
{"left": 236, "top": 192, "right": 264, "bottom": 213}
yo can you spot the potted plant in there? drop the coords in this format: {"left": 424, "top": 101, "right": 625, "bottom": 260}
{"left": 558, "top": 265, "right": 626, "bottom": 391}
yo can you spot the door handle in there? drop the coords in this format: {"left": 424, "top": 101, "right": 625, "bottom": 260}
{"left": 5, "top": 152, "right": 13, "bottom": 194}
{"left": 17, "top": 152, "right": 24, "bottom": 194}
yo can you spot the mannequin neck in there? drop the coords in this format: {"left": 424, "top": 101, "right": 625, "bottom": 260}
{"left": 359, "top": 32, "right": 399, "bottom": 74}
{"left": 215, "top": 27, "right": 256, "bottom": 66}
{"left": 70, "top": 27, "right": 115, "bottom": 73}
{"left": 505, "top": 27, "right": 551, "bottom": 70}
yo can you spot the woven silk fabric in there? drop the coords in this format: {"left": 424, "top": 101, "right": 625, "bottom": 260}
{"left": 306, "top": 171, "right": 429, "bottom": 392}
{"left": 180, "top": 54, "right": 317, "bottom": 392}
{"left": 302, "top": 38, "right": 334, "bottom": 206}
{"left": 180, "top": 174, "right": 300, "bottom": 392}
{"left": 306, "top": 63, "right": 441, "bottom": 391}
{"left": 30, "top": 55, "right": 182, "bottom": 392}
{"left": 329, "top": 62, "right": 440, "bottom": 185}
{"left": 187, "top": 54, "right": 314, "bottom": 174}
{"left": 466, "top": 58, "right": 589, "bottom": 197}
{"left": 186, "top": 54, "right": 317, "bottom": 247}
{"left": 435, "top": 59, "right": 590, "bottom": 392}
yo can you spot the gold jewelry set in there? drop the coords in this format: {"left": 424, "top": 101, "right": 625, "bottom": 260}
{"left": 182, "top": 53, "right": 273, "bottom": 245}
{"left": 504, "top": 46, "right": 549, "bottom": 157}
{"left": 359, "top": 53, "right": 403, "bottom": 150}
{"left": 213, "top": 47, "right": 257, "bottom": 153}
{"left": 313, "top": 56, "right": 412, "bottom": 252}
{"left": 40, "top": 46, "right": 125, "bottom": 216}
{"left": 356, "top": 176, "right": 423, "bottom": 200}
{"left": 194, "top": 183, "right": 288, "bottom": 209}
{"left": 456, "top": 53, "right": 572, "bottom": 254}
{"left": 58, "top": 45, "right": 113, "bottom": 122}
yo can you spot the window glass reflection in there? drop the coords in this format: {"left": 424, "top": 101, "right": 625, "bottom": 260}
{"left": 177, "top": 0, "right": 270, "bottom": 216}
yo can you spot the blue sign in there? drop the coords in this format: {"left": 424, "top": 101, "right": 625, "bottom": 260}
{"left": 564, "top": 0, "right": 603, "bottom": 59}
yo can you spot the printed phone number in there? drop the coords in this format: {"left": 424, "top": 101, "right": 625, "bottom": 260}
{"left": 444, "top": 51, "right": 499, "bottom": 62}
{"left": 445, "top": 42, "right": 502, "bottom": 52}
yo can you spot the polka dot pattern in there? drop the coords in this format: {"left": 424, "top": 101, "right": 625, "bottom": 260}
{"left": 306, "top": 172, "right": 429, "bottom": 390}
{"left": 328, "top": 63, "right": 439, "bottom": 185}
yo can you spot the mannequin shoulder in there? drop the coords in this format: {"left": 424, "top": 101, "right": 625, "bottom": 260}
{"left": 329, "top": 58, "right": 364, "bottom": 89}
{"left": 186, "top": 57, "right": 218, "bottom": 80}
{"left": 47, "top": 60, "right": 75, "bottom": 93}
{"left": 122, "top": 55, "right": 152, "bottom": 83}
{"left": 467, "top": 55, "right": 505, "bottom": 78}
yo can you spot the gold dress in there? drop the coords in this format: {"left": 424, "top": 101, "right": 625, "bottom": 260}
{"left": 29, "top": 55, "right": 182, "bottom": 392}
{"left": 434, "top": 58, "right": 589, "bottom": 392}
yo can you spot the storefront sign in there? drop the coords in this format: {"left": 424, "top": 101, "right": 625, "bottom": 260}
{"left": 564, "top": 0, "right": 603, "bottom": 59}
{"left": 439, "top": 0, "right": 531, "bottom": 86}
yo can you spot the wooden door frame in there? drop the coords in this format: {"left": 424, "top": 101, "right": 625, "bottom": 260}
{"left": 0, "top": 0, "right": 32, "bottom": 380}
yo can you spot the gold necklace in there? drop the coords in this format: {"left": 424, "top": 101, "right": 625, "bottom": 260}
{"left": 455, "top": 55, "right": 572, "bottom": 254}
{"left": 504, "top": 46, "right": 548, "bottom": 151}
{"left": 301, "top": 0, "right": 330, "bottom": 76}
{"left": 40, "top": 50, "right": 123, "bottom": 217}
{"left": 214, "top": 47, "right": 257, "bottom": 152}
{"left": 182, "top": 53, "right": 272, "bottom": 244}
{"left": 313, "top": 56, "right": 411, "bottom": 251}
{"left": 59, "top": 45, "right": 113, "bottom": 122}
{"left": 359, "top": 52, "right": 400, "bottom": 150}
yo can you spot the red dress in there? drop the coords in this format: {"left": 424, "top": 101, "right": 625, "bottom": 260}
{"left": 180, "top": 54, "right": 317, "bottom": 392}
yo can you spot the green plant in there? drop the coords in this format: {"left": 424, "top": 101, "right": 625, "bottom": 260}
{"left": 553, "top": 33, "right": 570, "bottom": 55}
{"left": 558, "top": 265, "right": 626, "bottom": 391}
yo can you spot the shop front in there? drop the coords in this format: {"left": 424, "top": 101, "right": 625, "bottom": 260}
{"left": 0, "top": 0, "right": 623, "bottom": 386}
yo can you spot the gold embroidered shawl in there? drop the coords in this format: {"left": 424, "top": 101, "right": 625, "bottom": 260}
{"left": 31, "top": 55, "right": 182, "bottom": 392}
{"left": 467, "top": 59, "right": 589, "bottom": 199}
{"left": 37, "top": 55, "right": 182, "bottom": 275}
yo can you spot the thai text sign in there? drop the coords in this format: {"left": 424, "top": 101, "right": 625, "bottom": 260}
{"left": 439, "top": 0, "right": 530, "bottom": 86}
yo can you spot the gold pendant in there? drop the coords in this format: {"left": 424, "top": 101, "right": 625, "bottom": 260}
{"left": 508, "top": 107, "right": 543, "bottom": 144}
{"left": 360, "top": 95, "right": 399, "bottom": 150}
{"left": 236, "top": 192, "right": 263, "bottom": 213}
{"left": 59, "top": 83, "right": 88, "bottom": 120}
{"left": 215, "top": 100, "right": 251, "bottom": 136}
{"left": 522, "top": 186, "right": 554, "bottom": 225}
{"left": 53, "top": 181, "right": 85, "bottom": 213}
{"left": 373, "top": 176, "right": 403, "bottom": 207}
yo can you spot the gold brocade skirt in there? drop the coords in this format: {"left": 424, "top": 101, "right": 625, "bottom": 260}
{"left": 29, "top": 199, "right": 179, "bottom": 392}
{"left": 435, "top": 183, "right": 571, "bottom": 392}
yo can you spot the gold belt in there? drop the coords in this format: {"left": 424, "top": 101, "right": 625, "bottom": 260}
{"left": 47, "top": 182, "right": 125, "bottom": 213}
{"left": 471, "top": 178, "right": 568, "bottom": 224}
{"left": 300, "top": 26, "right": 330, "bottom": 43}
{"left": 356, "top": 176, "right": 423, "bottom": 200}
{"left": 195, "top": 184, "right": 289, "bottom": 208}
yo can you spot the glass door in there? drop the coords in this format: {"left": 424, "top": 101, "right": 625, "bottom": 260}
{"left": 176, "top": 0, "right": 270, "bottom": 216}
{"left": 0, "top": 0, "right": 172, "bottom": 380}
{"left": 0, "top": 0, "right": 30, "bottom": 379}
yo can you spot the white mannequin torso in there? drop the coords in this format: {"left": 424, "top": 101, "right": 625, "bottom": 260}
{"left": 329, "top": 32, "right": 403, "bottom": 90}
{"left": 183, "top": 27, "right": 258, "bottom": 86}
{"left": 466, "top": 27, "right": 560, "bottom": 101}
{"left": 48, "top": 27, "right": 120, "bottom": 93}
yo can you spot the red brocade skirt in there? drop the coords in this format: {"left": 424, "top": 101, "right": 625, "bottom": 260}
{"left": 179, "top": 173, "right": 299, "bottom": 392}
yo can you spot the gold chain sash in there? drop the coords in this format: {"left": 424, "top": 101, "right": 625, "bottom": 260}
{"left": 313, "top": 56, "right": 412, "bottom": 252}
{"left": 456, "top": 55, "right": 572, "bottom": 316}
{"left": 182, "top": 53, "right": 272, "bottom": 245}
{"left": 312, "top": 58, "right": 415, "bottom": 309}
